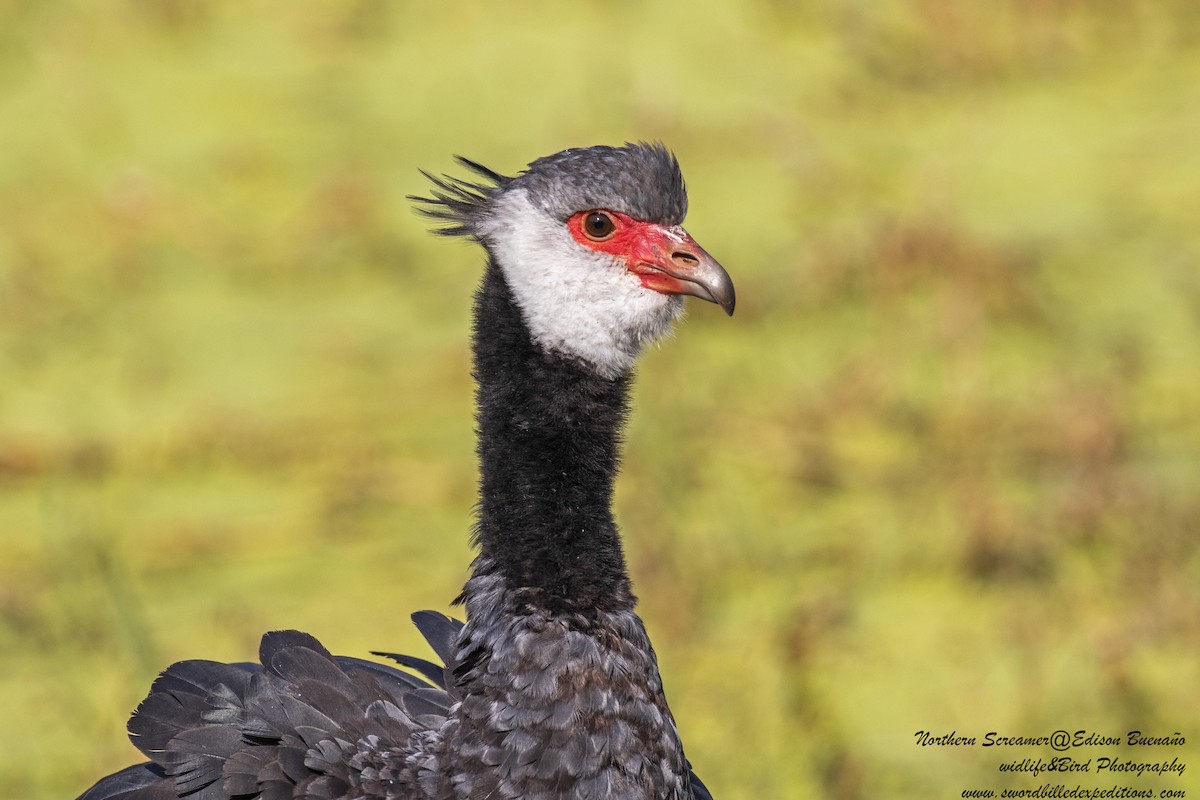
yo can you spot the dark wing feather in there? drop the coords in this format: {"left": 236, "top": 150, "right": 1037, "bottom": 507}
{"left": 371, "top": 651, "right": 446, "bottom": 689}
{"left": 374, "top": 609, "right": 465, "bottom": 694}
{"left": 410, "top": 610, "right": 463, "bottom": 665}
{"left": 689, "top": 764, "right": 715, "bottom": 800}
{"left": 161, "top": 725, "right": 243, "bottom": 799}
{"left": 79, "top": 615, "right": 467, "bottom": 800}
{"left": 77, "top": 763, "right": 172, "bottom": 800}
{"left": 335, "top": 654, "right": 437, "bottom": 696}
{"left": 129, "top": 661, "right": 253, "bottom": 753}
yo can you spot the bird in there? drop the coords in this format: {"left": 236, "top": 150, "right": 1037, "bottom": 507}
{"left": 77, "top": 141, "right": 735, "bottom": 800}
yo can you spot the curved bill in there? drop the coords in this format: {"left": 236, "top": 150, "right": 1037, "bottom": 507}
{"left": 629, "top": 226, "right": 735, "bottom": 315}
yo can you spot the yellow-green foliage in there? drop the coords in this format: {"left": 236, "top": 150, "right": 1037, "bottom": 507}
{"left": 2, "top": 2, "right": 1198, "bottom": 798}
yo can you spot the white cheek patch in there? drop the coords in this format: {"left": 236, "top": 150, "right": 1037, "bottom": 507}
{"left": 480, "top": 190, "right": 684, "bottom": 379}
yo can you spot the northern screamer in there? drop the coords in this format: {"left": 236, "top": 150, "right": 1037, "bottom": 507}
{"left": 79, "top": 141, "right": 735, "bottom": 800}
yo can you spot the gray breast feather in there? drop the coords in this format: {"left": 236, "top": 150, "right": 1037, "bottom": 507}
{"left": 439, "top": 571, "right": 695, "bottom": 800}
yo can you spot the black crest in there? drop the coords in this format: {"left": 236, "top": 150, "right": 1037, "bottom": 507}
{"left": 409, "top": 157, "right": 511, "bottom": 239}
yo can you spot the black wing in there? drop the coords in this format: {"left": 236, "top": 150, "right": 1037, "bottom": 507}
{"left": 76, "top": 613, "right": 460, "bottom": 800}
{"left": 77, "top": 611, "right": 716, "bottom": 800}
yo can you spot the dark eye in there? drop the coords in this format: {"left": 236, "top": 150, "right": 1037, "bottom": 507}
{"left": 582, "top": 211, "right": 616, "bottom": 241}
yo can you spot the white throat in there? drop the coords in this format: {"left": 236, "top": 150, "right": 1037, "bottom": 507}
{"left": 480, "top": 189, "right": 684, "bottom": 379}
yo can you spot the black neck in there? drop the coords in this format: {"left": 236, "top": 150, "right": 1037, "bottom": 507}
{"left": 468, "top": 261, "right": 635, "bottom": 617}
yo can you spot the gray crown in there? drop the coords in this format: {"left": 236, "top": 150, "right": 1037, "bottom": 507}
{"left": 413, "top": 141, "right": 689, "bottom": 239}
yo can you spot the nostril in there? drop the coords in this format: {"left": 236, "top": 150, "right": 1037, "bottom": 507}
{"left": 672, "top": 251, "right": 699, "bottom": 267}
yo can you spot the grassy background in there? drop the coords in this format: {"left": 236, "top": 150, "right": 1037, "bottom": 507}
{"left": 2, "top": 1, "right": 1199, "bottom": 798}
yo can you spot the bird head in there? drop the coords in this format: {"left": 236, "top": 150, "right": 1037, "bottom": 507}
{"left": 413, "top": 142, "right": 734, "bottom": 378}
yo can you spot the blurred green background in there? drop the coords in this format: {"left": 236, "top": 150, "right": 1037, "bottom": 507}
{"left": 2, "top": 1, "right": 1198, "bottom": 798}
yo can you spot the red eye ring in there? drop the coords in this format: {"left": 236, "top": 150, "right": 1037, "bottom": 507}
{"left": 581, "top": 211, "right": 617, "bottom": 241}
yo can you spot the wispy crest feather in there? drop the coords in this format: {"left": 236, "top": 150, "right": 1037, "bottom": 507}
{"left": 409, "top": 157, "right": 510, "bottom": 238}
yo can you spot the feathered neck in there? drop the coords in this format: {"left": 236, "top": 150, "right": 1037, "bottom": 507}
{"left": 465, "top": 260, "right": 635, "bottom": 617}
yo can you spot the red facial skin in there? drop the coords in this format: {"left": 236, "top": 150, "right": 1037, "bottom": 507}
{"left": 564, "top": 208, "right": 735, "bottom": 315}
{"left": 566, "top": 209, "right": 703, "bottom": 296}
